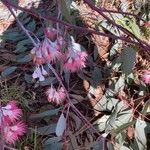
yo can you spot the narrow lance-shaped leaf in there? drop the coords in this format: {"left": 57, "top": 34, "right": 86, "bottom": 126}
{"left": 55, "top": 113, "right": 66, "bottom": 137}
{"left": 1, "top": 66, "right": 17, "bottom": 77}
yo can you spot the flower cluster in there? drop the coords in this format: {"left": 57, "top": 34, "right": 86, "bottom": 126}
{"left": 30, "top": 29, "right": 63, "bottom": 65}
{"left": 64, "top": 41, "right": 88, "bottom": 72}
{"left": 46, "top": 86, "right": 66, "bottom": 105}
{"left": 0, "top": 101, "right": 26, "bottom": 144}
{"left": 141, "top": 70, "right": 150, "bottom": 84}
{"left": 30, "top": 28, "right": 88, "bottom": 79}
{"left": 30, "top": 28, "right": 88, "bottom": 105}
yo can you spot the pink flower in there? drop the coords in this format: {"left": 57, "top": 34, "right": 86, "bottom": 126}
{"left": 3, "top": 121, "right": 26, "bottom": 144}
{"left": 64, "top": 42, "right": 88, "bottom": 72}
{"left": 32, "top": 65, "right": 48, "bottom": 81}
{"left": 41, "top": 38, "right": 62, "bottom": 63}
{"left": 46, "top": 86, "right": 66, "bottom": 105}
{"left": 1, "top": 101, "right": 22, "bottom": 124}
{"left": 31, "top": 46, "right": 45, "bottom": 65}
{"left": 58, "top": 87, "right": 66, "bottom": 100}
{"left": 142, "top": 70, "right": 150, "bottom": 84}
{"left": 31, "top": 37, "right": 63, "bottom": 64}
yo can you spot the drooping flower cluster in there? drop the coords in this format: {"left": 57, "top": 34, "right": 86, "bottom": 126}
{"left": 30, "top": 29, "right": 63, "bottom": 65}
{"left": 30, "top": 28, "right": 88, "bottom": 105}
{"left": 0, "top": 101, "right": 26, "bottom": 144}
{"left": 141, "top": 70, "right": 150, "bottom": 84}
{"left": 64, "top": 41, "right": 88, "bottom": 72}
{"left": 46, "top": 85, "right": 66, "bottom": 105}
{"left": 30, "top": 28, "right": 65, "bottom": 81}
{"left": 30, "top": 28, "right": 88, "bottom": 80}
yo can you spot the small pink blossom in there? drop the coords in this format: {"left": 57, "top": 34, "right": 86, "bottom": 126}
{"left": 1, "top": 101, "right": 22, "bottom": 124}
{"left": 64, "top": 42, "right": 88, "bottom": 72}
{"left": 41, "top": 38, "right": 62, "bottom": 63}
{"left": 46, "top": 86, "right": 66, "bottom": 105}
{"left": 31, "top": 37, "right": 63, "bottom": 64}
{"left": 32, "top": 65, "right": 48, "bottom": 81}
{"left": 58, "top": 87, "right": 66, "bottom": 100}
{"left": 142, "top": 70, "right": 150, "bottom": 84}
{"left": 31, "top": 46, "right": 46, "bottom": 65}
{"left": 3, "top": 121, "right": 26, "bottom": 144}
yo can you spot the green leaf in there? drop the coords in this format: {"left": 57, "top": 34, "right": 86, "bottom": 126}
{"left": 36, "top": 27, "right": 44, "bottom": 37}
{"left": 55, "top": 113, "right": 66, "bottom": 136}
{"left": 16, "top": 54, "right": 31, "bottom": 63}
{"left": 94, "top": 115, "right": 109, "bottom": 132}
{"left": 107, "top": 142, "right": 115, "bottom": 150}
{"left": 115, "top": 75, "right": 125, "bottom": 93}
{"left": 1, "top": 66, "right": 17, "bottom": 77}
{"left": 37, "top": 124, "right": 56, "bottom": 135}
{"left": 30, "top": 108, "right": 61, "bottom": 119}
{"left": 100, "top": 20, "right": 120, "bottom": 36}
{"left": 25, "top": 19, "right": 36, "bottom": 32}
{"left": 40, "top": 77, "right": 56, "bottom": 86}
{"left": 24, "top": 73, "right": 33, "bottom": 84}
{"left": 90, "top": 140, "right": 105, "bottom": 150}
{"left": 117, "top": 109, "right": 133, "bottom": 125}
{"left": 15, "top": 39, "right": 32, "bottom": 53}
{"left": 121, "top": 47, "right": 136, "bottom": 75}
{"left": 109, "top": 40, "right": 122, "bottom": 57}
{"left": 135, "top": 119, "right": 150, "bottom": 150}
{"left": 2, "top": 31, "right": 25, "bottom": 42}
{"left": 44, "top": 137, "right": 62, "bottom": 150}
{"left": 94, "top": 89, "right": 118, "bottom": 111}
{"left": 105, "top": 106, "right": 118, "bottom": 133}
{"left": 18, "top": 13, "right": 28, "bottom": 22}
{"left": 22, "top": 17, "right": 31, "bottom": 25}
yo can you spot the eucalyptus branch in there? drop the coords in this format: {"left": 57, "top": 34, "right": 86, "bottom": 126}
{"left": 2, "top": 0, "right": 150, "bottom": 51}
